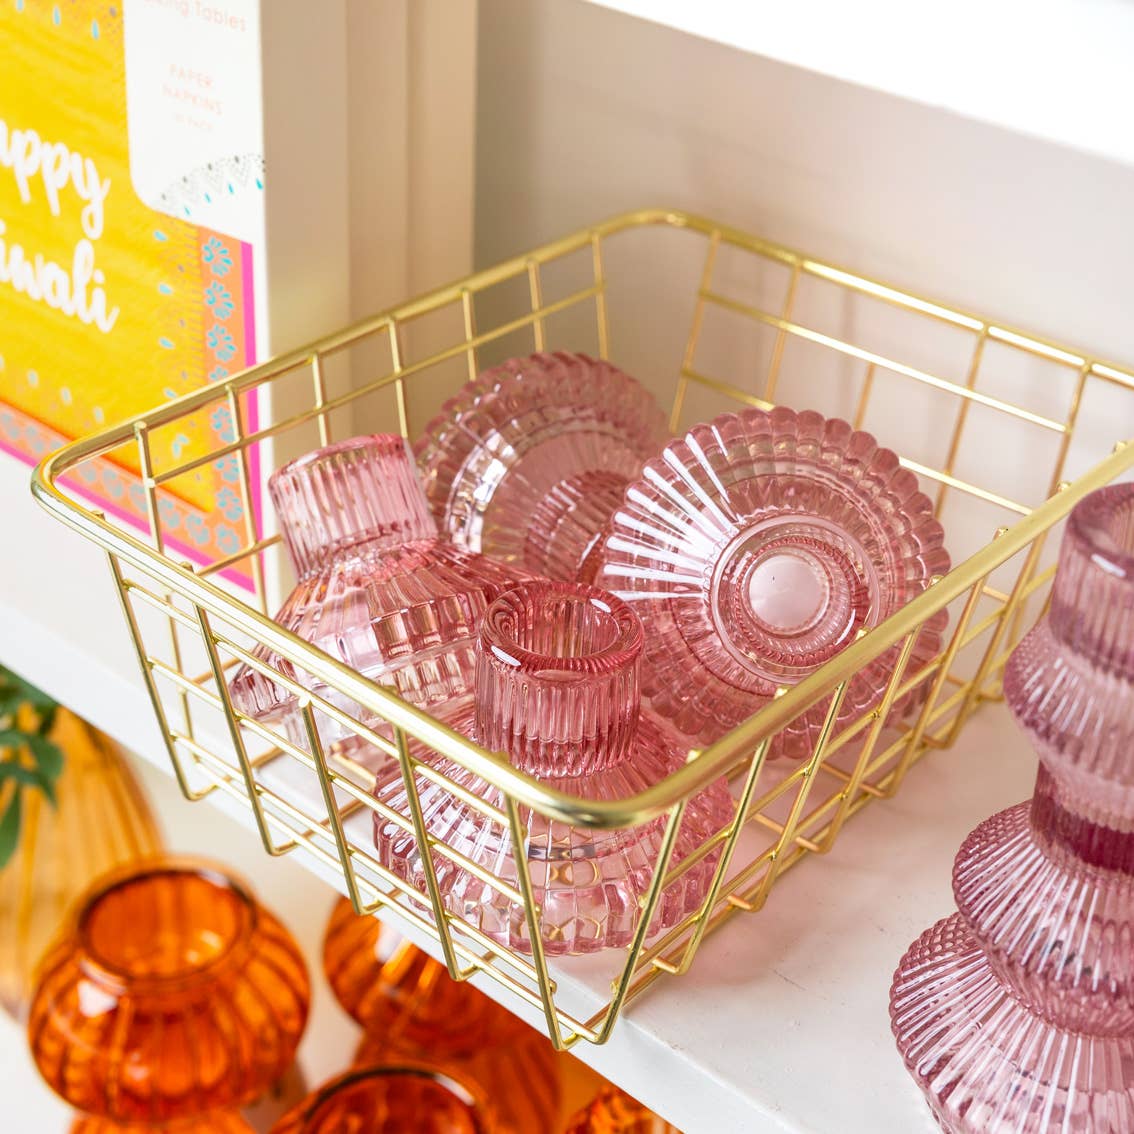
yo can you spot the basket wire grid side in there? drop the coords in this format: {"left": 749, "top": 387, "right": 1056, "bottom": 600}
{"left": 33, "top": 209, "right": 1134, "bottom": 1049}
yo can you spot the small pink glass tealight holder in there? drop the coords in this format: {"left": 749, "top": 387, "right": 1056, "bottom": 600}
{"left": 415, "top": 352, "right": 669, "bottom": 583}
{"left": 229, "top": 435, "right": 528, "bottom": 769}
{"left": 372, "top": 581, "right": 735, "bottom": 955}
{"left": 597, "top": 406, "right": 951, "bottom": 758}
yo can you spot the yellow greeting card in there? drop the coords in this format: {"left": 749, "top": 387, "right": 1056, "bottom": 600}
{"left": 0, "top": 0, "right": 262, "bottom": 584}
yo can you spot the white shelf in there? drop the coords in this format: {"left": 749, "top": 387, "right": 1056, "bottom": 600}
{"left": 4, "top": 442, "right": 1039, "bottom": 1133}
{"left": 584, "top": 0, "right": 1134, "bottom": 169}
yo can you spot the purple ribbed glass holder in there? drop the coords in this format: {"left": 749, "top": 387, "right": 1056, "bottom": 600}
{"left": 372, "top": 581, "right": 734, "bottom": 955}
{"left": 229, "top": 435, "right": 528, "bottom": 768}
{"left": 597, "top": 406, "right": 951, "bottom": 757}
{"left": 890, "top": 483, "right": 1134, "bottom": 1133}
{"left": 415, "top": 352, "right": 669, "bottom": 583}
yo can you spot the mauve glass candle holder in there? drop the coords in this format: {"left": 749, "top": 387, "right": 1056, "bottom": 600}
{"left": 415, "top": 352, "right": 669, "bottom": 583}
{"left": 890, "top": 483, "right": 1134, "bottom": 1132}
{"left": 596, "top": 406, "right": 950, "bottom": 757}
{"left": 268, "top": 1065, "right": 500, "bottom": 1134}
{"left": 372, "top": 582, "right": 734, "bottom": 955}
{"left": 228, "top": 435, "right": 527, "bottom": 768}
{"left": 28, "top": 859, "right": 309, "bottom": 1127}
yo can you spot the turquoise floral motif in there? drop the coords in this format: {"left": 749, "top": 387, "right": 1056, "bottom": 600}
{"left": 77, "top": 464, "right": 98, "bottom": 486}
{"left": 201, "top": 236, "right": 233, "bottom": 277}
{"left": 207, "top": 325, "right": 237, "bottom": 362}
{"left": 210, "top": 406, "right": 236, "bottom": 443}
{"left": 102, "top": 469, "right": 125, "bottom": 499}
{"left": 170, "top": 432, "right": 191, "bottom": 458}
{"left": 26, "top": 429, "right": 49, "bottom": 456}
{"left": 215, "top": 456, "right": 241, "bottom": 484}
{"left": 216, "top": 525, "right": 240, "bottom": 555}
{"left": 157, "top": 497, "right": 182, "bottom": 531}
{"left": 208, "top": 365, "right": 229, "bottom": 384}
{"left": 204, "top": 282, "right": 234, "bottom": 320}
{"left": 0, "top": 412, "right": 17, "bottom": 440}
{"left": 185, "top": 515, "right": 210, "bottom": 546}
{"left": 216, "top": 486, "right": 243, "bottom": 521}
{"left": 128, "top": 483, "right": 147, "bottom": 513}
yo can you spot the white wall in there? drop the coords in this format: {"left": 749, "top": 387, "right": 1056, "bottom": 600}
{"left": 475, "top": 0, "right": 1134, "bottom": 385}
{"left": 473, "top": 0, "right": 1134, "bottom": 579}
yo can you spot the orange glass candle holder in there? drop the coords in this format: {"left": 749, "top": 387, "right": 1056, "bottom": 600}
{"left": 28, "top": 858, "right": 310, "bottom": 1124}
{"left": 324, "top": 897, "right": 562, "bottom": 1133}
{"left": 323, "top": 896, "right": 526, "bottom": 1053}
{"left": 564, "top": 1086, "right": 682, "bottom": 1133}
{"left": 71, "top": 1113, "right": 255, "bottom": 1134}
{"left": 269, "top": 1065, "right": 500, "bottom": 1134}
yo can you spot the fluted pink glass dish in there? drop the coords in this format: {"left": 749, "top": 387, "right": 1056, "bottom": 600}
{"left": 890, "top": 483, "right": 1134, "bottom": 1133}
{"left": 371, "top": 581, "right": 735, "bottom": 955}
{"left": 228, "top": 435, "right": 528, "bottom": 768}
{"left": 414, "top": 352, "right": 669, "bottom": 583}
{"left": 596, "top": 407, "right": 951, "bottom": 757}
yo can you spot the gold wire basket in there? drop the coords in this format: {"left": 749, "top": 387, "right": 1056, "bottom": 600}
{"left": 32, "top": 209, "right": 1134, "bottom": 1050}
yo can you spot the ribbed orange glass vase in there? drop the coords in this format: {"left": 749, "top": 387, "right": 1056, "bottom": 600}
{"left": 0, "top": 710, "right": 161, "bottom": 1019}
{"left": 269, "top": 1065, "right": 500, "bottom": 1134}
{"left": 323, "top": 897, "right": 562, "bottom": 1133}
{"left": 71, "top": 1114, "right": 255, "bottom": 1133}
{"left": 28, "top": 859, "right": 310, "bottom": 1126}
{"left": 564, "top": 1087, "right": 682, "bottom": 1133}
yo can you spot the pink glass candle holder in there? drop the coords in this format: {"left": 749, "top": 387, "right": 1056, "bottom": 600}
{"left": 415, "top": 352, "right": 669, "bottom": 583}
{"left": 228, "top": 435, "right": 528, "bottom": 768}
{"left": 372, "top": 581, "right": 734, "bottom": 955}
{"left": 890, "top": 483, "right": 1134, "bottom": 1132}
{"left": 596, "top": 407, "right": 950, "bottom": 757}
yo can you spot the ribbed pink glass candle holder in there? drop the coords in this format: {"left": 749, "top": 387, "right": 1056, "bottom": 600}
{"left": 372, "top": 581, "right": 734, "bottom": 955}
{"left": 890, "top": 483, "right": 1134, "bottom": 1132}
{"left": 415, "top": 352, "right": 669, "bottom": 583}
{"left": 229, "top": 435, "right": 528, "bottom": 768}
{"left": 596, "top": 407, "right": 950, "bottom": 757}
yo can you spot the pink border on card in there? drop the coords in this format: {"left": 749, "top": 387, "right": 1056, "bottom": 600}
{"left": 6, "top": 241, "right": 262, "bottom": 594}
{"left": 242, "top": 238, "right": 262, "bottom": 548}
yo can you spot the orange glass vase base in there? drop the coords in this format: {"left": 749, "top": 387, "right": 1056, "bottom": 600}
{"left": 324, "top": 897, "right": 562, "bottom": 1133}
{"left": 269, "top": 1066, "right": 499, "bottom": 1134}
{"left": 29, "top": 859, "right": 310, "bottom": 1124}
{"left": 564, "top": 1086, "right": 682, "bottom": 1133}
{"left": 70, "top": 1111, "right": 255, "bottom": 1134}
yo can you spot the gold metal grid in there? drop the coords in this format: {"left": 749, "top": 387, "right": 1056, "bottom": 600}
{"left": 31, "top": 209, "right": 1134, "bottom": 1050}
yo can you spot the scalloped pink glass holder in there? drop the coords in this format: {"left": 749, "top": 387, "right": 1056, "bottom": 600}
{"left": 228, "top": 435, "right": 528, "bottom": 768}
{"left": 890, "top": 483, "right": 1134, "bottom": 1133}
{"left": 371, "top": 581, "right": 735, "bottom": 955}
{"left": 414, "top": 352, "right": 670, "bottom": 584}
{"left": 596, "top": 406, "right": 951, "bottom": 758}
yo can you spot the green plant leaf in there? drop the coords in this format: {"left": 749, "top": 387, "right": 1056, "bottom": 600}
{"left": 0, "top": 762, "right": 55, "bottom": 805}
{"left": 0, "top": 788, "right": 22, "bottom": 870}
{"left": 0, "top": 763, "right": 43, "bottom": 787}
{"left": 26, "top": 733, "right": 64, "bottom": 783}
{"left": 37, "top": 703, "right": 57, "bottom": 736}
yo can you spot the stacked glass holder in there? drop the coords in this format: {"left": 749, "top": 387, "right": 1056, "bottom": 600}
{"left": 890, "top": 484, "right": 1134, "bottom": 1132}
